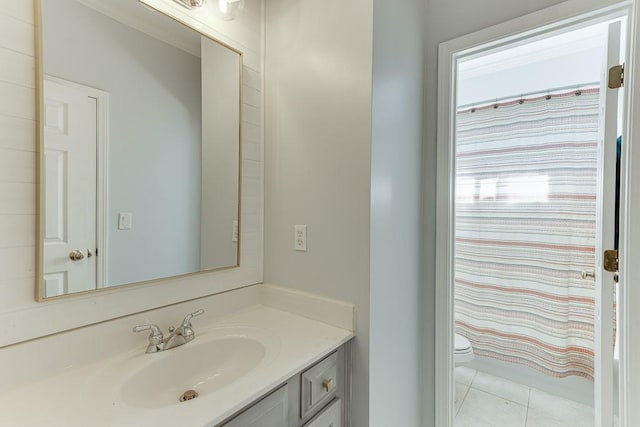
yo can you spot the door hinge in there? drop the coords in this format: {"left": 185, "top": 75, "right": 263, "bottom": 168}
{"left": 608, "top": 64, "right": 624, "bottom": 89}
{"left": 604, "top": 249, "right": 619, "bottom": 273}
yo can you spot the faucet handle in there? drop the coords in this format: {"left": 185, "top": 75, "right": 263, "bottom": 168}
{"left": 182, "top": 309, "right": 204, "bottom": 327}
{"left": 133, "top": 323, "right": 164, "bottom": 346}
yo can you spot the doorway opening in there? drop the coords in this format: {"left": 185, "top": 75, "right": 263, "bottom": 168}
{"left": 435, "top": 3, "right": 634, "bottom": 427}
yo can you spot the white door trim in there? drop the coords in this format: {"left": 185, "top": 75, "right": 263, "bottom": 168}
{"left": 43, "top": 75, "right": 110, "bottom": 289}
{"left": 435, "top": 1, "right": 638, "bottom": 426}
{"left": 618, "top": 0, "right": 640, "bottom": 425}
{"left": 594, "top": 20, "right": 621, "bottom": 426}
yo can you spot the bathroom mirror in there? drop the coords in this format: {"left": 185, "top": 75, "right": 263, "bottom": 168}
{"left": 36, "top": 0, "right": 242, "bottom": 300}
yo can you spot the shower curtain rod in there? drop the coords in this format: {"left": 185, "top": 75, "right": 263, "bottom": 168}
{"left": 457, "top": 81, "right": 600, "bottom": 111}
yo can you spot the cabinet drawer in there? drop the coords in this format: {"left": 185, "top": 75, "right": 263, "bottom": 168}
{"left": 303, "top": 399, "right": 341, "bottom": 427}
{"left": 301, "top": 352, "right": 338, "bottom": 418}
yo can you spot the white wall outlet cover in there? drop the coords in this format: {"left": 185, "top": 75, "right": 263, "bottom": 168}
{"left": 118, "top": 212, "right": 133, "bottom": 230}
{"left": 294, "top": 225, "right": 307, "bottom": 251}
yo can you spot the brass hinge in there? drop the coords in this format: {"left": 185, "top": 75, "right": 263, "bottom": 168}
{"left": 609, "top": 64, "right": 624, "bottom": 89}
{"left": 604, "top": 249, "right": 619, "bottom": 273}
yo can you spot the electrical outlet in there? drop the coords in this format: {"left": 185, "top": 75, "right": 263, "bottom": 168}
{"left": 294, "top": 225, "right": 307, "bottom": 251}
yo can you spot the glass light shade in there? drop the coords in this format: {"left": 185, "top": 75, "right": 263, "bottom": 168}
{"left": 218, "top": 0, "right": 244, "bottom": 20}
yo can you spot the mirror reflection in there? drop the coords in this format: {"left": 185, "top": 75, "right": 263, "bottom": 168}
{"left": 38, "top": 0, "right": 242, "bottom": 299}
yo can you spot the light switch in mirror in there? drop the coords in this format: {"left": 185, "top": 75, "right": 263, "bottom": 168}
{"left": 36, "top": 0, "right": 242, "bottom": 300}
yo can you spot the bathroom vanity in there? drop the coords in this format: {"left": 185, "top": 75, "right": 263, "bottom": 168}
{"left": 0, "top": 0, "right": 358, "bottom": 425}
{"left": 0, "top": 297, "right": 354, "bottom": 427}
{"left": 0, "top": 0, "right": 363, "bottom": 425}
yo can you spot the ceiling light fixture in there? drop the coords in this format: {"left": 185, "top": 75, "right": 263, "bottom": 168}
{"left": 175, "top": 0, "right": 205, "bottom": 9}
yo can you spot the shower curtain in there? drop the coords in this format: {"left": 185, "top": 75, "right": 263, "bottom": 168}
{"left": 454, "top": 88, "right": 600, "bottom": 379}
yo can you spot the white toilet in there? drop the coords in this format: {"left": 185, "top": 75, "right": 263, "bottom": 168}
{"left": 455, "top": 333, "right": 475, "bottom": 365}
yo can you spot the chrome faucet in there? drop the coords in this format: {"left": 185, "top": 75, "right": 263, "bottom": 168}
{"left": 132, "top": 323, "right": 164, "bottom": 353}
{"left": 133, "top": 309, "right": 204, "bottom": 353}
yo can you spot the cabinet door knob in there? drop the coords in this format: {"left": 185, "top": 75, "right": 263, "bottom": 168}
{"left": 322, "top": 378, "right": 334, "bottom": 393}
{"left": 69, "top": 250, "right": 85, "bottom": 261}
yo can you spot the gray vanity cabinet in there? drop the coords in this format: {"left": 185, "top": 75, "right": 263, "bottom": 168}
{"left": 303, "top": 399, "right": 341, "bottom": 427}
{"left": 221, "top": 386, "right": 289, "bottom": 427}
{"left": 219, "top": 343, "right": 350, "bottom": 427}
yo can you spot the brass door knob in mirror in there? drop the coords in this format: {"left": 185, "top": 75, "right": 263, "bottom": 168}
{"left": 69, "top": 250, "right": 85, "bottom": 261}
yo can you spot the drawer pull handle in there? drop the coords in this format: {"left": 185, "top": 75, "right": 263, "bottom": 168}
{"left": 322, "top": 378, "right": 334, "bottom": 393}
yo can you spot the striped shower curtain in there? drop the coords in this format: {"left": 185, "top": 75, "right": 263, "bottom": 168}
{"left": 454, "top": 88, "right": 600, "bottom": 379}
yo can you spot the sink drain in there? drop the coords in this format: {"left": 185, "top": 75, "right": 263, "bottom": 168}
{"left": 179, "top": 390, "right": 199, "bottom": 402}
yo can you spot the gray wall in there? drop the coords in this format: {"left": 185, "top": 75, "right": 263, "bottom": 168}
{"left": 43, "top": 0, "right": 202, "bottom": 286}
{"left": 264, "top": 1, "right": 374, "bottom": 426}
{"left": 369, "top": 0, "right": 425, "bottom": 425}
{"left": 265, "top": 1, "right": 427, "bottom": 425}
{"left": 422, "top": 0, "right": 568, "bottom": 424}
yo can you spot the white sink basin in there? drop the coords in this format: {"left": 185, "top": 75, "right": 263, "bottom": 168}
{"left": 120, "top": 336, "right": 266, "bottom": 408}
{"left": 0, "top": 306, "right": 354, "bottom": 427}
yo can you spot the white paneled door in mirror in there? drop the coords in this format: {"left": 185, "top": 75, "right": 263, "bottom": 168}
{"left": 36, "top": 0, "right": 242, "bottom": 300}
{"left": 43, "top": 77, "right": 98, "bottom": 297}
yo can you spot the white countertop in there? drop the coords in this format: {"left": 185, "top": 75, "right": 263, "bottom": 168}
{"left": 0, "top": 305, "right": 353, "bottom": 427}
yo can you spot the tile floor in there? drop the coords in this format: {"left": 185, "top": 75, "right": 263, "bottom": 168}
{"left": 455, "top": 367, "right": 595, "bottom": 427}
